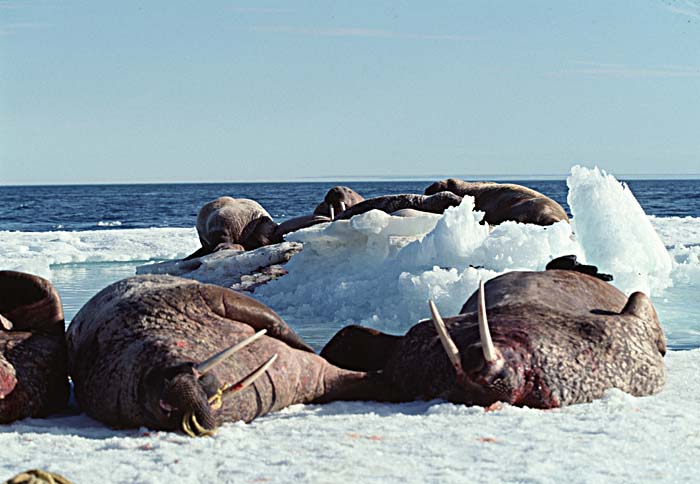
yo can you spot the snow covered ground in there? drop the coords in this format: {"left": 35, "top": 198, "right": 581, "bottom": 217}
{"left": 1, "top": 166, "right": 699, "bottom": 482}
{"left": 1, "top": 349, "right": 698, "bottom": 483}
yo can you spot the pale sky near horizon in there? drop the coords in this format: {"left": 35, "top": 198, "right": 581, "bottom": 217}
{"left": 1, "top": 0, "right": 699, "bottom": 184}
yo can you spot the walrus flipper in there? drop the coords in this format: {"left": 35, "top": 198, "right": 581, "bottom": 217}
{"left": 198, "top": 284, "right": 314, "bottom": 353}
{"left": 321, "top": 325, "right": 401, "bottom": 372}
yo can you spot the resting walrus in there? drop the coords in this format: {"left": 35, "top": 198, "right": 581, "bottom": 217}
{"left": 0, "top": 271, "right": 69, "bottom": 424}
{"left": 313, "top": 186, "right": 365, "bottom": 218}
{"left": 322, "top": 270, "right": 666, "bottom": 408}
{"left": 184, "top": 196, "right": 278, "bottom": 260}
{"left": 335, "top": 192, "right": 463, "bottom": 220}
{"left": 424, "top": 179, "right": 568, "bottom": 226}
{"left": 67, "top": 275, "right": 382, "bottom": 435}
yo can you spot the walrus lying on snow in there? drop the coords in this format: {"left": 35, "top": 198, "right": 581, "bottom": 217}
{"left": 67, "top": 275, "right": 382, "bottom": 435}
{"left": 322, "top": 270, "right": 666, "bottom": 408}
{"left": 0, "top": 271, "right": 69, "bottom": 424}
{"left": 424, "top": 178, "right": 568, "bottom": 226}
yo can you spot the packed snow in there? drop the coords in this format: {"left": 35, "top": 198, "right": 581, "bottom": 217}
{"left": 1, "top": 349, "right": 698, "bottom": 483}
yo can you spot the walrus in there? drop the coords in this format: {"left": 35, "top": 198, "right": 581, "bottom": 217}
{"left": 313, "top": 186, "right": 365, "bottom": 218}
{"left": 184, "top": 197, "right": 278, "bottom": 260}
{"left": 322, "top": 270, "right": 665, "bottom": 408}
{"left": 67, "top": 275, "right": 383, "bottom": 435}
{"left": 0, "top": 271, "right": 69, "bottom": 424}
{"left": 424, "top": 179, "right": 568, "bottom": 226}
{"left": 271, "top": 214, "right": 331, "bottom": 243}
{"left": 335, "top": 192, "right": 463, "bottom": 220}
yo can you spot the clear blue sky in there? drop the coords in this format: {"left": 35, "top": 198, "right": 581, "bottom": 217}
{"left": 1, "top": 1, "right": 699, "bottom": 184}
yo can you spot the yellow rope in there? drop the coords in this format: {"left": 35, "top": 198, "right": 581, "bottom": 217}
{"left": 181, "top": 411, "right": 216, "bottom": 438}
{"left": 4, "top": 470, "right": 73, "bottom": 484}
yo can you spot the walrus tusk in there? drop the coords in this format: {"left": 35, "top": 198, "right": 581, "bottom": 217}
{"left": 195, "top": 329, "right": 267, "bottom": 375}
{"left": 0, "top": 314, "right": 13, "bottom": 331}
{"left": 181, "top": 411, "right": 216, "bottom": 438}
{"left": 477, "top": 280, "right": 498, "bottom": 362}
{"left": 222, "top": 353, "right": 278, "bottom": 396}
{"left": 428, "top": 300, "right": 464, "bottom": 375}
{"left": 329, "top": 205, "right": 335, "bottom": 221}
{"left": 340, "top": 201, "right": 346, "bottom": 212}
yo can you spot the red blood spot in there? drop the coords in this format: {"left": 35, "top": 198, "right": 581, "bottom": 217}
{"left": 139, "top": 443, "right": 153, "bottom": 450}
{"left": 479, "top": 437, "right": 497, "bottom": 443}
{"left": 176, "top": 341, "right": 186, "bottom": 348}
{"left": 485, "top": 402, "right": 503, "bottom": 412}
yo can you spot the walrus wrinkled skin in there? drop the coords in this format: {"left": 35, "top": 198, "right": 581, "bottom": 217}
{"left": 67, "top": 275, "right": 381, "bottom": 433}
{"left": 184, "top": 197, "right": 278, "bottom": 260}
{"left": 323, "top": 270, "right": 666, "bottom": 408}
{"left": 313, "top": 186, "right": 365, "bottom": 218}
{"left": 335, "top": 192, "right": 463, "bottom": 220}
{"left": 0, "top": 271, "right": 69, "bottom": 424}
{"left": 424, "top": 179, "right": 568, "bottom": 226}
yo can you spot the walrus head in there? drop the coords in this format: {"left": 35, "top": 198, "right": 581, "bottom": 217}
{"left": 140, "top": 330, "right": 277, "bottom": 436}
{"left": 429, "top": 281, "right": 527, "bottom": 407}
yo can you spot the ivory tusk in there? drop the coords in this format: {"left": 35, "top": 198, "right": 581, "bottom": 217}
{"left": 222, "top": 353, "right": 278, "bottom": 396}
{"left": 195, "top": 329, "right": 267, "bottom": 375}
{"left": 428, "top": 300, "right": 463, "bottom": 374}
{"left": 329, "top": 205, "right": 335, "bottom": 221}
{"left": 477, "top": 280, "right": 498, "bottom": 362}
{"left": 339, "top": 201, "right": 346, "bottom": 212}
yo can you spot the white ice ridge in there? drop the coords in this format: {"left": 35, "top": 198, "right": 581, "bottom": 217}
{"left": 567, "top": 165, "right": 673, "bottom": 295}
{"left": 255, "top": 166, "right": 673, "bottom": 329}
{"left": 0, "top": 227, "right": 199, "bottom": 280}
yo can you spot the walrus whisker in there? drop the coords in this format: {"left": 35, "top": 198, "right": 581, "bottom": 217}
{"left": 222, "top": 353, "right": 278, "bottom": 397}
{"left": 329, "top": 205, "right": 335, "bottom": 221}
{"left": 195, "top": 329, "right": 267, "bottom": 375}
{"left": 477, "top": 280, "right": 498, "bottom": 362}
{"left": 428, "top": 300, "right": 464, "bottom": 376}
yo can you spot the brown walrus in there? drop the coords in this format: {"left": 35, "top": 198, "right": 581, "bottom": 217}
{"left": 184, "top": 197, "right": 279, "bottom": 260}
{"left": 67, "top": 275, "right": 382, "bottom": 435}
{"left": 322, "top": 270, "right": 665, "bottom": 408}
{"left": 335, "top": 192, "right": 464, "bottom": 220}
{"left": 424, "top": 179, "right": 568, "bottom": 226}
{"left": 0, "top": 271, "right": 69, "bottom": 424}
{"left": 271, "top": 214, "right": 331, "bottom": 243}
{"left": 313, "top": 186, "right": 365, "bottom": 218}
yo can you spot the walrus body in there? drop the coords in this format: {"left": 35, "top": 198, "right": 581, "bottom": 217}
{"left": 323, "top": 270, "right": 666, "bottom": 408}
{"left": 67, "top": 275, "right": 380, "bottom": 433}
{"left": 313, "top": 186, "right": 365, "bottom": 218}
{"left": 185, "top": 197, "right": 278, "bottom": 260}
{"left": 424, "top": 179, "right": 568, "bottom": 226}
{"left": 0, "top": 271, "right": 69, "bottom": 423}
{"left": 272, "top": 214, "right": 331, "bottom": 242}
{"left": 335, "top": 192, "right": 463, "bottom": 220}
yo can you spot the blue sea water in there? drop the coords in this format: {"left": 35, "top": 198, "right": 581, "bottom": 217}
{"left": 1, "top": 179, "right": 699, "bottom": 350}
{"left": 1, "top": 179, "right": 699, "bottom": 232}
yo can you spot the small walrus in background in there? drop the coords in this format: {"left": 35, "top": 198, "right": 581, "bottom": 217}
{"left": 67, "top": 275, "right": 384, "bottom": 436}
{"left": 424, "top": 178, "right": 568, "bottom": 226}
{"left": 313, "top": 186, "right": 365, "bottom": 219}
{"left": 0, "top": 271, "right": 69, "bottom": 424}
{"left": 323, "top": 270, "right": 666, "bottom": 408}
{"left": 184, "top": 196, "right": 279, "bottom": 260}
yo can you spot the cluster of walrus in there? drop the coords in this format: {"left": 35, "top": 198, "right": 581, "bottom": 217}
{"left": 1, "top": 180, "right": 666, "bottom": 442}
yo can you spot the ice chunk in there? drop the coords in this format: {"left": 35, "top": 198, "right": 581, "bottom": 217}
{"left": 567, "top": 166, "right": 673, "bottom": 295}
{"left": 257, "top": 198, "right": 582, "bottom": 331}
